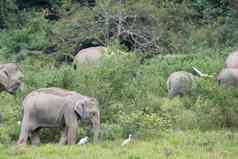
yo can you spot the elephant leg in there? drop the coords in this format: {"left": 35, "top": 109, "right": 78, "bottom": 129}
{"left": 64, "top": 112, "right": 78, "bottom": 144}
{"left": 67, "top": 126, "right": 77, "bottom": 144}
{"left": 17, "top": 124, "right": 29, "bottom": 145}
{"left": 59, "top": 127, "right": 68, "bottom": 144}
{"left": 32, "top": 128, "right": 41, "bottom": 145}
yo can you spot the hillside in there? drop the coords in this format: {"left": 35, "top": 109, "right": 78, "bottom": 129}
{"left": 0, "top": 1, "right": 238, "bottom": 158}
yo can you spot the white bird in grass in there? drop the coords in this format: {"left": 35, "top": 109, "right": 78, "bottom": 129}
{"left": 121, "top": 134, "right": 132, "bottom": 146}
{"left": 78, "top": 136, "right": 88, "bottom": 145}
{"left": 17, "top": 121, "right": 21, "bottom": 125}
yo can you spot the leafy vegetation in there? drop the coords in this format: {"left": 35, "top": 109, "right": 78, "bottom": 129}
{"left": 1, "top": 0, "right": 238, "bottom": 61}
{"left": 0, "top": 47, "right": 237, "bottom": 144}
{"left": 0, "top": 0, "right": 238, "bottom": 157}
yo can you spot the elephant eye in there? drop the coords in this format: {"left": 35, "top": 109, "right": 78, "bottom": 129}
{"left": 90, "top": 112, "right": 96, "bottom": 117}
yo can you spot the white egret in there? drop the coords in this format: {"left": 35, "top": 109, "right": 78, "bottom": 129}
{"left": 17, "top": 121, "right": 21, "bottom": 125}
{"left": 78, "top": 136, "right": 88, "bottom": 145}
{"left": 121, "top": 134, "right": 132, "bottom": 146}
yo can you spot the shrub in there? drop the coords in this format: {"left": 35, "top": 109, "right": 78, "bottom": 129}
{"left": 100, "top": 123, "right": 123, "bottom": 140}
{"left": 0, "top": 0, "right": 18, "bottom": 29}
{"left": 0, "top": 47, "right": 237, "bottom": 144}
{"left": 0, "top": 12, "right": 51, "bottom": 60}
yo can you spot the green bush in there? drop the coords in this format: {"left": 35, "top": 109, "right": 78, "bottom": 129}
{"left": 0, "top": 0, "right": 18, "bottom": 29}
{"left": 1, "top": 0, "right": 238, "bottom": 145}
{"left": 0, "top": 47, "right": 237, "bottom": 144}
{"left": 100, "top": 123, "right": 123, "bottom": 140}
{"left": 0, "top": 12, "right": 51, "bottom": 60}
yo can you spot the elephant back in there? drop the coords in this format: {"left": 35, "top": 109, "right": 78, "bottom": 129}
{"left": 225, "top": 51, "right": 238, "bottom": 69}
{"left": 36, "top": 87, "right": 77, "bottom": 97}
{"left": 74, "top": 46, "right": 106, "bottom": 65}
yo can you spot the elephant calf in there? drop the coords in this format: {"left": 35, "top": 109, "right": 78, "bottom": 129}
{"left": 217, "top": 68, "right": 238, "bottom": 87}
{"left": 17, "top": 87, "right": 100, "bottom": 145}
{"left": 167, "top": 71, "right": 193, "bottom": 97}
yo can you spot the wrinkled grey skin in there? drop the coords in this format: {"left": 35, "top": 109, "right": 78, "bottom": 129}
{"left": 74, "top": 46, "right": 106, "bottom": 65}
{"left": 217, "top": 68, "right": 238, "bottom": 87}
{"left": 225, "top": 51, "right": 238, "bottom": 69}
{"left": 167, "top": 71, "right": 193, "bottom": 97}
{"left": 17, "top": 87, "right": 100, "bottom": 145}
{"left": 229, "top": 0, "right": 238, "bottom": 10}
{"left": 0, "top": 63, "right": 24, "bottom": 95}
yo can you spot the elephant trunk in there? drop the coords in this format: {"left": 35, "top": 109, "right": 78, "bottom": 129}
{"left": 91, "top": 111, "right": 100, "bottom": 143}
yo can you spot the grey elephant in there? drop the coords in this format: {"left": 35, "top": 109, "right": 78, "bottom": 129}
{"left": 17, "top": 87, "right": 100, "bottom": 145}
{"left": 217, "top": 68, "right": 238, "bottom": 87}
{"left": 225, "top": 50, "right": 238, "bottom": 68}
{"left": 167, "top": 71, "right": 194, "bottom": 97}
{"left": 74, "top": 46, "right": 106, "bottom": 65}
{"left": 0, "top": 63, "right": 24, "bottom": 94}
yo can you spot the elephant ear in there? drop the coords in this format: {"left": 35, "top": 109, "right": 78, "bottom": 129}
{"left": 73, "top": 99, "right": 86, "bottom": 119}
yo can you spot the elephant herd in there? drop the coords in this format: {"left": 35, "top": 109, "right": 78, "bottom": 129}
{"left": 167, "top": 50, "right": 238, "bottom": 97}
{"left": 1, "top": 47, "right": 238, "bottom": 145}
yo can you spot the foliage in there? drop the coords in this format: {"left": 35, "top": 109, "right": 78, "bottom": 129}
{"left": 1, "top": 0, "right": 238, "bottom": 147}
{"left": 1, "top": 0, "right": 238, "bottom": 60}
{"left": 0, "top": 0, "right": 18, "bottom": 29}
{"left": 0, "top": 12, "right": 51, "bottom": 61}
{"left": 1, "top": 47, "right": 238, "bottom": 144}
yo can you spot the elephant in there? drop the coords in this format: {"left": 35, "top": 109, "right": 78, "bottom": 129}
{"left": 217, "top": 68, "right": 238, "bottom": 87}
{"left": 229, "top": 0, "right": 238, "bottom": 10}
{"left": 167, "top": 71, "right": 193, "bottom": 97}
{"left": 225, "top": 50, "right": 238, "bottom": 68}
{"left": 0, "top": 63, "right": 24, "bottom": 95}
{"left": 17, "top": 87, "right": 100, "bottom": 145}
{"left": 73, "top": 46, "right": 106, "bottom": 65}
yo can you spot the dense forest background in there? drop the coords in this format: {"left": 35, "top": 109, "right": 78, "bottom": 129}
{"left": 1, "top": 0, "right": 238, "bottom": 146}
{"left": 1, "top": 0, "right": 238, "bottom": 61}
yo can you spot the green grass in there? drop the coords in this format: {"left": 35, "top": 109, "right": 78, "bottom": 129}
{"left": 0, "top": 130, "right": 237, "bottom": 159}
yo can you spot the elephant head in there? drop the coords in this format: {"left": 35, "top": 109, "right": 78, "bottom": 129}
{"left": 217, "top": 68, "right": 238, "bottom": 87}
{"left": 74, "top": 96, "right": 100, "bottom": 143}
{"left": 0, "top": 71, "right": 22, "bottom": 95}
{"left": 0, "top": 63, "right": 24, "bottom": 94}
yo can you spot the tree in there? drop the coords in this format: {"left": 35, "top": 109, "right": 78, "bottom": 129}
{"left": 0, "top": 0, "right": 17, "bottom": 29}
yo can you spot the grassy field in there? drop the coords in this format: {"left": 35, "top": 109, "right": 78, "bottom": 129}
{"left": 0, "top": 130, "right": 237, "bottom": 159}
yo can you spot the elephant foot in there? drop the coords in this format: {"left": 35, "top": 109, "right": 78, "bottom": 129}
{"left": 59, "top": 127, "right": 67, "bottom": 145}
{"left": 17, "top": 138, "right": 27, "bottom": 145}
{"left": 32, "top": 139, "right": 40, "bottom": 145}
{"left": 32, "top": 129, "right": 41, "bottom": 145}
